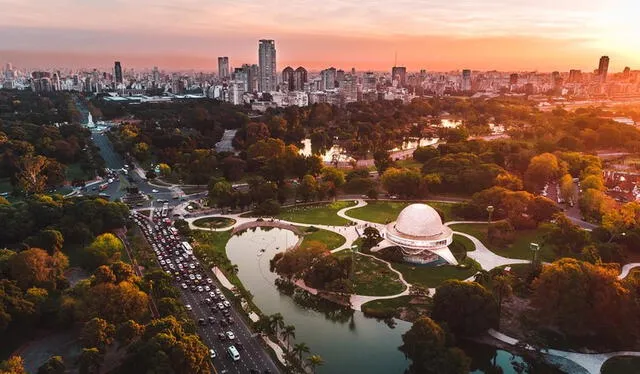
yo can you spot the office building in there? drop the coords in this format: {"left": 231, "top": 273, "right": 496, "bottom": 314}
{"left": 461, "top": 69, "right": 471, "bottom": 91}
{"left": 363, "top": 71, "right": 377, "bottom": 91}
{"left": 114, "top": 61, "right": 123, "bottom": 84}
{"left": 392, "top": 66, "right": 407, "bottom": 87}
{"left": 258, "top": 39, "right": 277, "bottom": 92}
{"left": 218, "top": 57, "right": 230, "bottom": 79}
{"left": 509, "top": 73, "right": 519, "bottom": 85}
{"left": 568, "top": 69, "right": 582, "bottom": 83}
{"left": 282, "top": 66, "right": 294, "bottom": 91}
{"left": 598, "top": 56, "right": 610, "bottom": 82}
{"left": 321, "top": 67, "right": 337, "bottom": 90}
{"left": 293, "top": 67, "right": 307, "bottom": 91}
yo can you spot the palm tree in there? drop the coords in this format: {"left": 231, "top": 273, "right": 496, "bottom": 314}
{"left": 281, "top": 325, "right": 296, "bottom": 350}
{"left": 306, "top": 354, "right": 325, "bottom": 373}
{"left": 292, "top": 342, "right": 310, "bottom": 363}
{"left": 269, "top": 313, "right": 285, "bottom": 337}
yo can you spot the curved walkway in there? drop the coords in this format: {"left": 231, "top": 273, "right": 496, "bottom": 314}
{"left": 488, "top": 329, "right": 640, "bottom": 374}
{"left": 619, "top": 263, "right": 640, "bottom": 279}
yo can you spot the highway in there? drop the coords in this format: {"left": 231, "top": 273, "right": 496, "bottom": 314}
{"left": 131, "top": 210, "right": 279, "bottom": 374}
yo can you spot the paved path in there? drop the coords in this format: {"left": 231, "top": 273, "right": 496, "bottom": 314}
{"left": 488, "top": 329, "right": 640, "bottom": 374}
{"left": 619, "top": 263, "right": 640, "bottom": 279}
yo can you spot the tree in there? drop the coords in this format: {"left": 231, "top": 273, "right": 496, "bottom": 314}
{"left": 432, "top": 280, "right": 498, "bottom": 337}
{"left": 559, "top": 173, "right": 577, "bottom": 204}
{"left": 209, "top": 180, "right": 235, "bottom": 208}
{"left": 298, "top": 175, "right": 318, "bottom": 201}
{"left": 292, "top": 342, "right": 310, "bottom": 363}
{"left": 413, "top": 146, "right": 439, "bottom": 163}
{"left": 381, "top": 167, "right": 422, "bottom": 198}
{"left": 28, "top": 229, "right": 64, "bottom": 255}
{"left": 491, "top": 275, "right": 513, "bottom": 329}
{"left": 158, "top": 163, "right": 171, "bottom": 177}
{"left": 321, "top": 167, "right": 345, "bottom": 189}
{"left": 83, "top": 280, "right": 149, "bottom": 324}
{"left": 269, "top": 313, "right": 285, "bottom": 337}
{"left": 495, "top": 172, "right": 523, "bottom": 191}
{"left": 281, "top": 324, "right": 296, "bottom": 350}
{"left": 84, "top": 233, "right": 123, "bottom": 270}
{"left": 306, "top": 355, "right": 325, "bottom": 374}
{"left": 115, "top": 320, "right": 144, "bottom": 347}
{"left": 15, "top": 155, "right": 49, "bottom": 194}
{"left": 602, "top": 201, "right": 640, "bottom": 242}
{"left": 524, "top": 153, "right": 563, "bottom": 192}
{"left": 0, "top": 356, "right": 26, "bottom": 374}
{"left": 543, "top": 214, "right": 589, "bottom": 255}
{"left": 361, "top": 227, "right": 382, "bottom": 249}
{"left": 9, "top": 248, "right": 68, "bottom": 291}
{"left": 254, "top": 199, "right": 281, "bottom": 216}
{"left": 132, "top": 142, "right": 150, "bottom": 162}
{"left": 78, "top": 348, "right": 103, "bottom": 374}
{"left": 399, "top": 316, "right": 471, "bottom": 374}
{"left": 527, "top": 195, "right": 560, "bottom": 223}
{"left": 373, "top": 150, "right": 394, "bottom": 174}
{"left": 37, "top": 356, "right": 65, "bottom": 374}
{"left": 532, "top": 258, "right": 639, "bottom": 345}
{"left": 80, "top": 317, "right": 115, "bottom": 351}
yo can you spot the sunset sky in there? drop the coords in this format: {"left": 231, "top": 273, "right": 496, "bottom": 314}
{"left": 0, "top": 0, "right": 639, "bottom": 72}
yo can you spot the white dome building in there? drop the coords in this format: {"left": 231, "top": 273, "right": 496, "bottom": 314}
{"left": 382, "top": 203, "right": 457, "bottom": 265}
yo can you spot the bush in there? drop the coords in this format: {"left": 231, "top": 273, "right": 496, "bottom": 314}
{"left": 487, "top": 220, "right": 515, "bottom": 246}
{"left": 254, "top": 199, "right": 280, "bottom": 216}
{"left": 451, "top": 203, "right": 484, "bottom": 220}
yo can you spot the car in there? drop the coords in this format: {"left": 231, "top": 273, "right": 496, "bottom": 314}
{"left": 215, "top": 288, "right": 222, "bottom": 295}
{"left": 181, "top": 283, "right": 188, "bottom": 289}
{"left": 226, "top": 331, "right": 235, "bottom": 340}
{"left": 217, "top": 332, "right": 226, "bottom": 341}
{"left": 152, "top": 189, "right": 159, "bottom": 193}
{"left": 208, "top": 316, "right": 216, "bottom": 324}
{"left": 198, "top": 318, "right": 206, "bottom": 325}
{"left": 189, "top": 274, "right": 195, "bottom": 280}
{"left": 223, "top": 300, "right": 230, "bottom": 308}
{"left": 185, "top": 304, "right": 192, "bottom": 311}
{"left": 209, "top": 349, "right": 217, "bottom": 358}
{"left": 205, "top": 298, "right": 212, "bottom": 304}
{"left": 195, "top": 274, "right": 202, "bottom": 280}
{"left": 217, "top": 302, "right": 225, "bottom": 310}
{"left": 206, "top": 278, "right": 213, "bottom": 284}
{"left": 226, "top": 317, "right": 234, "bottom": 325}
{"left": 209, "top": 291, "right": 216, "bottom": 298}
{"left": 189, "top": 263, "right": 196, "bottom": 269}
{"left": 204, "top": 285, "right": 211, "bottom": 292}
{"left": 197, "top": 286, "right": 204, "bottom": 292}
{"left": 190, "top": 285, "right": 197, "bottom": 292}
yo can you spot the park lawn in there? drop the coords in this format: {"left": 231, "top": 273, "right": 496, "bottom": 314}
{"left": 390, "top": 257, "right": 481, "bottom": 288}
{"left": 192, "top": 217, "right": 236, "bottom": 229}
{"left": 345, "top": 200, "right": 460, "bottom": 224}
{"left": 334, "top": 251, "right": 405, "bottom": 296}
{"left": 299, "top": 228, "right": 346, "bottom": 250}
{"left": 277, "top": 201, "right": 355, "bottom": 226}
{"left": 361, "top": 295, "right": 432, "bottom": 320}
{"left": 601, "top": 356, "right": 640, "bottom": 374}
{"left": 452, "top": 233, "right": 475, "bottom": 253}
{"left": 449, "top": 223, "right": 556, "bottom": 262}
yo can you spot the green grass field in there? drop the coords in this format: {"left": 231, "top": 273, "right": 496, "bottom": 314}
{"left": 192, "top": 217, "right": 236, "bottom": 229}
{"left": 345, "top": 200, "right": 460, "bottom": 224}
{"left": 449, "top": 223, "right": 556, "bottom": 262}
{"left": 334, "top": 251, "right": 405, "bottom": 296}
{"left": 390, "top": 257, "right": 481, "bottom": 288}
{"left": 277, "top": 201, "right": 355, "bottom": 226}
{"left": 361, "top": 295, "right": 432, "bottom": 320}
{"left": 601, "top": 356, "right": 640, "bottom": 374}
{"left": 299, "top": 228, "right": 346, "bottom": 250}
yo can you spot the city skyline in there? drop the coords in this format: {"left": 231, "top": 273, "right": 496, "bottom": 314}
{"left": 0, "top": 0, "right": 638, "bottom": 72}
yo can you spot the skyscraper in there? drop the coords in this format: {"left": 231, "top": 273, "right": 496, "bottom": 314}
{"left": 321, "top": 67, "right": 337, "bottom": 90}
{"left": 598, "top": 56, "right": 610, "bottom": 82}
{"left": 282, "top": 66, "right": 295, "bottom": 91}
{"left": 218, "top": 57, "right": 230, "bottom": 79}
{"left": 391, "top": 66, "right": 407, "bottom": 87}
{"left": 461, "top": 69, "right": 471, "bottom": 91}
{"left": 114, "top": 61, "right": 123, "bottom": 84}
{"left": 293, "top": 67, "right": 308, "bottom": 91}
{"left": 258, "top": 39, "right": 277, "bottom": 92}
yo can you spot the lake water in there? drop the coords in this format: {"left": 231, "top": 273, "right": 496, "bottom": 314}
{"left": 226, "top": 227, "right": 565, "bottom": 374}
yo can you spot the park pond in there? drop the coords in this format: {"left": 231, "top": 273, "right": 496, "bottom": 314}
{"left": 225, "top": 226, "right": 565, "bottom": 374}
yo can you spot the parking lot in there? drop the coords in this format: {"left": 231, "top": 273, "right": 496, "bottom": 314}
{"left": 130, "top": 210, "right": 279, "bottom": 374}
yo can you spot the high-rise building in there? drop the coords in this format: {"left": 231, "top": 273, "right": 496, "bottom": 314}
{"left": 258, "top": 39, "right": 277, "bottom": 92}
{"left": 461, "top": 69, "right": 471, "bottom": 91}
{"left": 293, "top": 67, "right": 307, "bottom": 91}
{"left": 321, "top": 67, "right": 337, "bottom": 90}
{"left": 568, "top": 69, "right": 582, "bottom": 83}
{"left": 282, "top": 66, "right": 295, "bottom": 91}
{"left": 336, "top": 69, "right": 345, "bottom": 87}
{"left": 623, "top": 67, "right": 631, "bottom": 79}
{"left": 509, "top": 73, "right": 519, "bottom": 85}
{"left": 363, "top": 71, "right": 377, "bottom": 91}
{"left": 114, "top": 61, "right": 123, "bottom": 84}
{"left": 218, "top": 57, "right": 230, "bottom": 79}
{"left": 392, "top": 66, "right": 407, "bottom": 87}
{"left": 598, "top": 56, "right": 610, "bottom": 82}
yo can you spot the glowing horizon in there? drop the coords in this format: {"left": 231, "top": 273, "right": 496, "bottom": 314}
{"left": 0, "top": 0, "right": 638, "bottom": 72}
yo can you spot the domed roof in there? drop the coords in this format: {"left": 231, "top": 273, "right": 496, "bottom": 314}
{"left": 394, "top": 203, "right": 445, "bottom": 238}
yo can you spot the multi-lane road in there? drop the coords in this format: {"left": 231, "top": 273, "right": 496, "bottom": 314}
{"left": 131, "top": 210, "right": 279, "bottom": 374}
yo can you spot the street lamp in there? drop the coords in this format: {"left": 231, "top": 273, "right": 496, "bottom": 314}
{"left": 530, "top": 242, "right": 540, "bottom": 269}
{"left": 486, "top": 205, "right": 494, "bottom": 225}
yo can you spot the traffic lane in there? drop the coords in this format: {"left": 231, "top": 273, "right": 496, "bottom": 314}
{"left": 143, "top": 219, "right": 277, "bottom": 374}
{"left": 179, "top": 267, "right": 275, "bottom": 373}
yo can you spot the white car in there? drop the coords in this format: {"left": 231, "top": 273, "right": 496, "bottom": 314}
{"left": 181, "top": 283, "right": 188, "bottom": 289}
{"left": 204, "top": 285, "right": 211, "bottom": 292}
{"left": 185, "top": 304, "right": 192, "bottom": 311}
{"left": 197, "top": 286, "right": 204, "bottom": 292}
{"left": 206, "top": 278, "right": 213, "bottom": 284}
{"left": 189, "top": 263, "right": 196, "bottom": 269}
{"left": 209, "top": 291, "right": 216, "bottom": 297}
{"left": 209, "top": 349, "right": 216, "bottom": 358}
{"left": 226, "top": 331, "right": 235, "bottom": 340}
{"left": 223, "top": 300, "right": 230, "bottom": 308}
{"left": 189, "top": 274, "right": 195, "bottom": 280}
{"left": 217, "top": 302, "right": 225, "bottom": 310}
{"left": 196, "top": 274, "right": 202, "bottom": 280}
{"left": 152, "top": 189, "right": 159, "bottom": 193}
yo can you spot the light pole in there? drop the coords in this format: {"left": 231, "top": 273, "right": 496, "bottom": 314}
{"left": 487, "top": 205, "right": 494, "bottom": 224}
{"left": 530, "top": 242, "right": 540, "bottom": 269}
